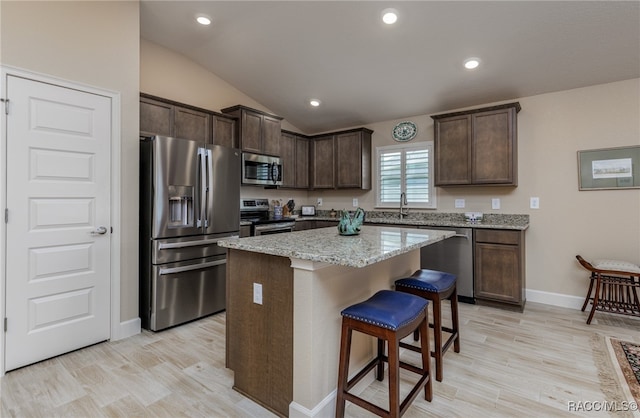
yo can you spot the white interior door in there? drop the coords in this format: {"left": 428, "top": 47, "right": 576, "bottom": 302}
{"left": 4, "top": 75, "right": 111, "bottom": 371}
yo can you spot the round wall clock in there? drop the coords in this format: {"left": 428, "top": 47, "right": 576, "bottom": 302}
{"left": 392, "top": 121, "right": 418, "bottom": 142}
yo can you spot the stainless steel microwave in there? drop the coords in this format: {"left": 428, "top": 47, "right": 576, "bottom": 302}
{"left": 241, "top": 152, "right": 282, "bottom": 186}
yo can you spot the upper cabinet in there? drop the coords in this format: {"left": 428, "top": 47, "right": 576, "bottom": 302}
{"left": 280, "top": 131, "right": 309, "bottom": 189}
{"left": 140, "top": 93, "right": 236, "bottom": 147}
{"left": 432, "top": 102, "right": 520, "bottom": 186}
{"left": 310, "top": 134, "right": 335, "bottom": 189}
{"left": 310, "top": 128, "right": 372, "bottom": 190}
{"left": 221, "top": 105, "right": 283, "bottom": 156}
{"left": 335, "top": 129, "right": 372, "bottom": 189}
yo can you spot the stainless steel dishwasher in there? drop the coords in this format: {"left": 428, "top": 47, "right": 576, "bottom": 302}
{"left": 419, "top": 226, "right": 474, "bottom": 303}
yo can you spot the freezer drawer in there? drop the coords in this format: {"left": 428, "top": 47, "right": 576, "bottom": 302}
{"left": 146, "top": 255, "right": 226, "bottom": 331}
{"left": 152, "top": 232, "right": 236, "bottom": 265}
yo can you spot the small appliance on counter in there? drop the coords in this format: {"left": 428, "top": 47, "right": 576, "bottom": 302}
{"left": 241, "top": 198, "right": 295, "bottom": 235}
{"left": 464, "top": 212, "right": 484, "bottom": 224}
{"left": 301, "top": 205, "right": 316, "bottom": 216}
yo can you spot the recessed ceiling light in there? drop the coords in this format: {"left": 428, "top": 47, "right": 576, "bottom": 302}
{"left": 196, "top": 15, "right": 211, "bottom": 26}
{"left": 309, "top": 99, "right": 321, "bottom": 107}
{"left": 464, "top": 58, "right": 481, "bottom": 70}
{"left": 381, "top": 8, "right": 398, "bottom": 25}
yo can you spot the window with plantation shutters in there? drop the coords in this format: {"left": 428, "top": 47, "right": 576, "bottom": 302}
{"left": 376, "top": 142, "right": 436, "bottom": 209}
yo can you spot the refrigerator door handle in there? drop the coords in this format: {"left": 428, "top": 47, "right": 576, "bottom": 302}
{"left": 159, "top": 259, "right": 227, "bottom": 276}
{"left": 204, "top": 148, "right": 213, "bottom": 228}
{"left": 197, "top": 148, "right": 207, "bottom": 229}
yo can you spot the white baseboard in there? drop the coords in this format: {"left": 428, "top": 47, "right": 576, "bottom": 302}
{"left": 113, "top": 317, "right": 141, "bottom": 341}
{"left": 526, "top": 289, "right": 584, "bottom": 310}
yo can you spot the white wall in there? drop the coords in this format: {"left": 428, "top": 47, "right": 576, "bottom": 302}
{"left": 1, "top": 1, "right": 140, "bottom": 322}
{"left": 142, "top": 37, "right": 640, "bottom": 304}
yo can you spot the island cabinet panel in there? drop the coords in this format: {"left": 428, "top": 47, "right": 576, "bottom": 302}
{"left": 310, "top": 134, "right": 335, "bottom": 189}
{"left": 432, "top": 102, "right": 520, "bottom": 186}
{"left": 226, "top": 249, "right": 293, "bottom": 417}
{"left": 280, "top": 131, "right": 309, "bottom": 189}
{"left": 221, "top": 105, "right": 283, "bottom": 156}
{"left": 474, "top": 229, "right": 525, "bottom": 311}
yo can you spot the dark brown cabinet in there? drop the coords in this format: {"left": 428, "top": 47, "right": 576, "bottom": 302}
{"left": 474, "top": 229, "right": 525, "bottom": 311}
{"left": 310, "top": 135, "right": 335, "bottom": 189}
{"left": 336, "top": 129, "right": 372, "bottom": 190}
{"left": 221, "top": 105, "right": 283, "bottom": 156}
{"left": 140, "top": 94, "right": 236, "bottom": 146}
{"left": 140, "top": 96, "right": 173, "bottom": 137}
{"left": 174, "top": 106, "right": 211, "bottom": 143}
{"left": 309, "top": 128, "right": 372, "bottom": 190}
{"left": 280, "top": 131, "right": 309, "bottom": 189}
{"left": 432, "top": 102, "right": 520, "bottom": 186}
{"left": 213, "top": 115, "right": 236, "bottom": 148}
{"left": 293, "top": 220, "right": 314, "bottom": 231}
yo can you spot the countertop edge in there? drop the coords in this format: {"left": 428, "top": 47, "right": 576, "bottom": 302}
{"left": 219, "top": 227, "right": 455, "bottom": 268}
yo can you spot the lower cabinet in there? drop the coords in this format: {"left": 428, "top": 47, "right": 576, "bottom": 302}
{"left": 293, "top": 220, "right": 315, "bottom": 231}
{"left": 239, "top": 225, "right": 251, "bottom": 238}
{"left": 315, "top": 220, "right": 339, "bottom": 228}
{"left": 474, "top": 229, "right": 525, "bottom": 311}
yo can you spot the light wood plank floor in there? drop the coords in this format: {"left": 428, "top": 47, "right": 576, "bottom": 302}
{"left": 1, "top": 301, "right": 639, "bottom": 417}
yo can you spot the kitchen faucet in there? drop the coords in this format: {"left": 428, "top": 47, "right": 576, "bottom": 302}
{"left": 399, "top": 192, "right": 409, "bottom": 219}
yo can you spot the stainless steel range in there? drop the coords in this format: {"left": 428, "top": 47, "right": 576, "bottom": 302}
{"left": 240, "top": 198, "right": 295, "bottom": 235}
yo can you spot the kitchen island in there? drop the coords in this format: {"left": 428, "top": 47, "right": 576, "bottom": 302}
{"left": 218, "top": 225, "right": 454, "bottom": 418}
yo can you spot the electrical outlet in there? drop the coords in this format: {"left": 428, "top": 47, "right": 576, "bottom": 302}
{"left": 492, "top": 198, "right": 501, "bottom": 210}
{"left": 253, "top": 283, "right": 263, "bottom": 305}
{"left": 352, "top": 198, "right": 358, "bottom": 207}
{"left": 455, "top": 199, "right": 465, "bottom": 209}
{"left": 317, "top": 197, "right": 323, "bottom": 207}
{"left": 530, "top": 197, "right": 540, "bottom": 209}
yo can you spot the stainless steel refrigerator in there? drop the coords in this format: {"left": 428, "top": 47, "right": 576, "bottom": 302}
{"left": 139, "top": 135, "right": 241, "bottom": 331}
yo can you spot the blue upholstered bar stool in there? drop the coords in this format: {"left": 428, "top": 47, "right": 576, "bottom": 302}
{"left": 335, "top": 290, "right": 432, "bottom": 418}
{"left": 395, "top": 269, "right": 460, "bottom": 382}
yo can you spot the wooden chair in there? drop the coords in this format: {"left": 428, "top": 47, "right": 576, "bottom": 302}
{"left": 576, "top": 255, "right": 640, "bottom": 324}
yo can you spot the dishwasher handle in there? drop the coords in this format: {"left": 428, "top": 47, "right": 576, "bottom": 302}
{"left": 451, "top": 233, "right": 470, "bottom": 239}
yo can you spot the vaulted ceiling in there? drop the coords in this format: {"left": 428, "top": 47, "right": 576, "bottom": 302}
{"left": 141, "top": 1, "right": 640, "bottom": 134}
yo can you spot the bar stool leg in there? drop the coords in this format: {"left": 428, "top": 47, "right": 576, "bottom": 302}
{"left": 432, "top": 295, "right": 444, "bottom": 382}
{"left": 418, "top": 317, "right": 433, "bottom": 402}
{"left": 451, "top": 288, "right": 461, "bottom": 353}
{"left": 376, "top": 338, "right": 385, "bottom": 381}
{"left": 387, "top": 332, "right": 401, "bottom": 417}
{"left": 335, "top": 322, "right": 352, "bottom": 418}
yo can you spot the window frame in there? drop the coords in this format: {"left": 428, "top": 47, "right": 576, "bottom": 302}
{"left": 375, "top": 141, "right": 436, "bottom": 209}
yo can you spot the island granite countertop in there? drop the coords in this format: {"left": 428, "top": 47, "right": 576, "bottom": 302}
{"left": 218, "top": 225, "right": 454, "bottom": 268}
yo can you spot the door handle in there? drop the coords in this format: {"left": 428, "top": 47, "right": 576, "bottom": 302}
{"left": 91, "top": 226, "right": 108, "bottom": 235}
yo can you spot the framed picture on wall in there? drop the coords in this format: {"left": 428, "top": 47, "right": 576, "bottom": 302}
{"left": 577, "top": 145, "right": 640, "bottom": 190}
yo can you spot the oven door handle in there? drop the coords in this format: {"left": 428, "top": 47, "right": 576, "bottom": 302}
{"left": 159, "top": 259, "right": 227, "bottom": 275}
